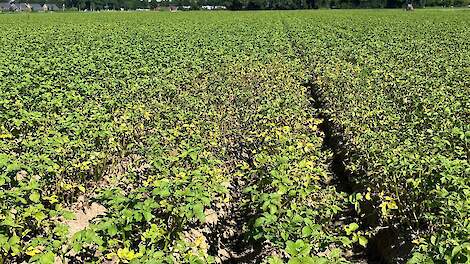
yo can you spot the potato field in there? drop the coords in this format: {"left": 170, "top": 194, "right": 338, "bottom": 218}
{"left": 0, "top": 10, "right": 469, "bottom": 264}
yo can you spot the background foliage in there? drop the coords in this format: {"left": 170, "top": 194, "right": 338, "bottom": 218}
{"left": 10, "top": 0, "right": 470, "bottom": 11}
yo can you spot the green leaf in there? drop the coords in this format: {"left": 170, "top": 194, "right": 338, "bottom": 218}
{"left": 29, "top": 191, "right": 41, "bottom": 203}
{"left": 287, "top": 257, "right": 302, "bottom": 264}
{"left": 301, "top": 226, "right": 312, "bottom": 237}
{"left": 268, "top": 256, "right": 284, "bottom": 264}
{"left": 38, "top": 252, "right": 56, "bottom": 264}
{"left": 407, "top": 253, "right": 434, "bottom": 264}
{"left": 451, "top": 245, "right": 461, "bottom": 258}
{"left": 34, "top": 212, "right": 47, "bottom": 223}
{"left": 344, "top": 222, "right": 359, "bottom": 235}
{"left": 193, "top": 203, "right": 205, "bottom": 222}
{"left": 358, "top": 235, "right": 368, "bottom": 247}
{"left": 8, "top": 234, "right": 20, "bottom": 255}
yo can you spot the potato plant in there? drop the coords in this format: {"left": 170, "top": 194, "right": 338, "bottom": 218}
{"left": 0, "top": 9, "right": 468, "bottom": 264}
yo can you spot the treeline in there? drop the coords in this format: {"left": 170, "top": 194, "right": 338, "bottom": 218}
{"left": 221, "top": 0, "right": 469, "bottom": 9}
{"left": 27, "top": 0, "right": 470, "bottom": 12}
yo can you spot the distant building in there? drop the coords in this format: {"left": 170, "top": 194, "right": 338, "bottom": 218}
{"left": 201, "top": 5, "right": 226, "bottom": 10}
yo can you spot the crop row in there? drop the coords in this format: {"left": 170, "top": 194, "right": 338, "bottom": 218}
{"left": 0, "top": 12, "right": 365, "bottom": 263}
{"left": 284, "top": 10, "right": 470, "bottom": 263}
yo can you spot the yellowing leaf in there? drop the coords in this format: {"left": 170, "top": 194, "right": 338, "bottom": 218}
{"left": 25, "top": 246, "right": 42, "bottom": 257}
{"left": 117, "top": 248, "right": 137, "bottom": 261}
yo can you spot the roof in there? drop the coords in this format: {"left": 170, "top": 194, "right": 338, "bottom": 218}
{"left": 18, "top": 3, "right": 30, "bottom": 10}
{"left": 0, "top": 2, "right": 62, "bottom": 11}
{"left": 46, "top": 3, "right": 60, "bottom": 10}
{"left": 30, "top": 3, "right": 42, "bottom": 10}
{"left": 0, "top": 2, "right": 11, "bottom": 10}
